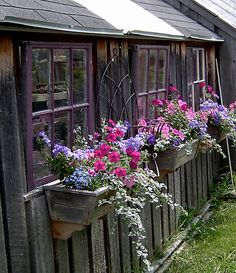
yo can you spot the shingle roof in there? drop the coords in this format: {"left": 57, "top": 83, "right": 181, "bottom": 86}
{"left": 192, "top": 0, "right": 236, "bottom": 29}
{"left": 132, "top": 0, "right": 222, "bottom": 41}
{"left": 0, "top": 0, "right": 121, "bottom": 35}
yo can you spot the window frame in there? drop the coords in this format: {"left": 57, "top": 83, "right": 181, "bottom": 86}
{"left": 26, "top": 42, "right": 94, "bottom": 190}
{"left": 133, "top": 45, "right": 170, "bottom": 118}
{"left": 187, "top": 47, "right": 206, "bottom": 110}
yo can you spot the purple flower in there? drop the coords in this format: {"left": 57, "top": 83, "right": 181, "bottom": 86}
{"left": 52, "top": 144, "right": 71, "bottom": 157}
{"left": 125, "top": 134, "right": 144, "bottom": 151}
{"left": 39, "top": 131, "right": 51, "bottom": 147}
{"left": 147, "top": 134, "right": 156, "bottom": 145}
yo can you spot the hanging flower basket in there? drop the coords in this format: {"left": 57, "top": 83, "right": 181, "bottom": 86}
{"left": 43, "top": 181, "right": 115, "bottom": 239}
{"left": 207, "top": 125, "right": 226, "bottom": 143}
{"left": 149, "top": 140, "right": 199, "bottom": 175}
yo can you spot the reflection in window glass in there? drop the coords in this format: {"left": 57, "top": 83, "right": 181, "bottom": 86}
{"left": 54, "top": 49, "right": 69, "bottom": 108}
{"left": 158, "top": 50, "right": 167, "bottom": 90}
{"left": 73, "top": 49, "right": 87, "bottom": 104}
{"left": 74, "top": 108, "right": 88, "bottom": 137}
{"left": 32, "top": 115, "right": 52, "bottom": 181}
{"left": 138, "top": 49, "right": 148, "bottom": 93}
{"left": 32, "top": 49, "right": 51, "bottom": 112}
{"left": 149, "top": 50, "right": 158, "bottom": 91}
{"left": 54, "top": 111, "right": 70, "bottom": 146}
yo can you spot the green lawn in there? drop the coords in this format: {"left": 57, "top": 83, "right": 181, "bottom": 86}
{"left": 167, "top": 200, "right": 236, "bottom": 273}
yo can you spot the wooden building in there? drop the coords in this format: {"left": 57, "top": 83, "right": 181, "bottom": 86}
{"left": 0, "top": 0, "right": 224, "bottom": 272}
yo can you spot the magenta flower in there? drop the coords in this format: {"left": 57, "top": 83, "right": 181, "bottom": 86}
{"left": 172, "top": 129, "right": 185, "bottom": 140}
{"left": 108, "top": 119, "right": 116, "bottom": 127}
{"left": 88, "top": 169, "right": 96, "bottom": 176}
{"left": 129, "top": 160, "right": 138, "bottom": 169}
{"left": 199, "top": 82, "right": 206, "bottom": 88}
{"left": 152, "top": 98, "right": 163, "bottom": 106}
{"left": 168, "top": 85, "right": 177, "bottom": 92}
{"left": 99, "top": 143, "right": 111, "bottom": 156}
{"left": 108, "top": 151, "right": 121, "bottom": 163}
{"left": 126, "top": 147, "right": 135, "bottom": 156}
{"left": 115, "top": 128, "right": 125, "bottom": 138}
{"left": 114, "top": 167, "right": 127, "bottom": 177}
{"left": 130, "top": 151, "right": 141, "bottom": 163}
{"left": 106, "top": 132, "right": 117, "bottom": 142}
{"left": 161, "top": 124, "right": 170, "bottom": 139}
{"left": 94, "top": 160, "right": 106, "bottom": 172}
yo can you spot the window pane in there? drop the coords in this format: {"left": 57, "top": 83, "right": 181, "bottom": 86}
{"left": 138, "top": 49, "right": 148, "bottom": 93}
{"left": 54, "top": 111, "right": 70, "bottom": 146}
{"left": 138, "top": 96, "right": 147, "bottom": 118}
{"left": 149, "top": 50, "right": 158, "bottom": 91}
{"left": 158, "top": 49, "right": 167, "bottom": 90}
{"left": 54, "top": 49, "right": 69, "bottom": 108}
{"left": 73, "top": 49, "right": 87, "bottom": 104}
{"left": 192, "top": 50, "right": 198, "bottom": 82}
{"left": 199, "top": 49, "right": 205, "bottom": 81}
{"left": 32, "top": 49, "right": 51, "bottom": 112}
{"left": 74, "top": 108, "right": 88, "bottom": 137}
{"left": 32, "top": 115, "right": 52, "bottom": 181}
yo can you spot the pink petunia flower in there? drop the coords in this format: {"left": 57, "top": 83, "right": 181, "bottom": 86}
{"left": 168, "top": 85, "right": 177, "bottom": 92}
{"left": 130, "top": 151, "right": 141, "bottom": 163}
{"left": 161, "top": 124, "right": 170, "bottom": 139}
{"left": 94, "top": 160, "right": 106, "bottom": 172}
{"left": 123, "top": 176, "right": 135, "bottom": 188}
{"left": 172, "top": 129, "right": 185, "bottom": 140}
{"left": 114, "top": 167, "right": 127, "bottom": 177}
{"left": 178, "top": 100, "right": 188, "bottom": 111}
{"left": 108, "top": 119, "right": 116, "bottom": 127}
{"left": 108, "top": 151, "right": 121, "bottom": 163}
{"left": 99, "top": 143, "right": 111, "bottom": 156}
{"left": 88, "top": 169, "right": 96, "bottom": 176}
{"left": 115, "top": 128, "right": 125, "bottom": 138}
{"left": 106, "top": 132, "right": 117, "bottom": 142}
{"left": 152, "top": 99, "right": 163, "bottom": 106}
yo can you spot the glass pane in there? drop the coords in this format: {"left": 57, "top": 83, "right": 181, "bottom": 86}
{"left": 157, "top": 91, "right": 166, "bottom": 100}
{"left": 192, "top": 50, "right": 198, "bottom": 82}
{"left": 54, "top": 111, "right": 70, "bottom": 146}
{"left": 148, "top": 93, "right": 157, "bottom": 118}
{"left": 137, "top": 96, "right": 147, "bottom": 118}
{"left": 149, "top": 50, "right": 158, "bottom": 91}
{"left": 138, "top": 49, "right": 148, "bottom": 94}
{"left": 74, "top": 108, "right": 88, "bottom": 138}
{"left": 32, "top": 115, "right": 52, "bottom": 181}
{"left": 32, "top": 49, "right": 51, "bottom": 112}
{"left": 158, "top": 49, "right": 167, "bottom": 90}
{"left": 199, "top": 49, "right": 205, "bottom": 81}
{"left": 73, "top": 49, "right": 87, "bottom": 104}
{"left": 54, "top": 49, "right": 69, "bottom": 108}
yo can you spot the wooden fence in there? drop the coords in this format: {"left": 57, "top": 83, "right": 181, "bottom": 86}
{"left": 0, "top": 148, "right": 219, "bottom": 273}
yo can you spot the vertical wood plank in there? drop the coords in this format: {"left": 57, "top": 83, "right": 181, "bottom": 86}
{"left": 196, "top": 153, "right": 203, "bottom": 203}
{"left": 174, "top": 169, "right": 181, "bottom": 228}
{"left": 106, "top": 212, "right": 121, "bottom": 273}
{"left": 26, "top": 195, "right": 55, "bottom": 273}
{"left": 191, "top": 159, "right": 198, "bottom": 207}
{"left": 185, "top": 161, "right": 192, "bottom": 208}
{"left": 0, "top": 193, "right": 8, "bottom": 273}
{"left": 180, "top": 166, "right": 186, "bottom": 208}
{"left": 118, "top": 216, "right": 132, "bottom": 273}
{"left": 141, "top": 202, "right": 153, "bottom": 258}
{"left": 54, "top": 240, "right": 70, "bottom": 273}
{"left": 201, "top": 153, "right": 208, "bottom": 200}
{"left": 161, "top": 178, "right": 170, "bottom": 242}
{"left": 167, "top": 173, "right": 176, "bottom": 236}
{"left": 91, "top": 220, "right": 107, "bottom": 273}
{"left": 0, "top": 69, "right": 30, "bottom": 272}
{"left": 152, "top": 204, "right": 162, "bottom": 254}
{"left": 71, "top": 230, "right": 90, "bottom": 273}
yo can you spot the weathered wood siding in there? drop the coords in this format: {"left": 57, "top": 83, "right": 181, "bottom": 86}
{"left": 23, "top": 151, "right": 218, "bottom": 273}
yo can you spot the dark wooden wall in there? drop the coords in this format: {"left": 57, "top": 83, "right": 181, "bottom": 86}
{"left": 0, "top": 36, "right": 221, "bottom": 273}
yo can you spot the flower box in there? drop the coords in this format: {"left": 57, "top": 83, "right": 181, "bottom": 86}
{"left": 149, "top": 140, "right": 199, "bottom": 175}
{"left": 43, "top": 181, "right": 114, "bottom": 239}
{"left": 208, "top": 125, "right": 226, "bottom": 143}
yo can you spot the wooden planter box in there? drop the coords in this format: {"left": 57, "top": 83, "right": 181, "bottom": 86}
{"left": 43, "top": 181, "right": 114, "bottom": 239}
{"left": 149, "top": 140, "right": 199, "bottom": 177}
{"left": 208, "top": 125, "right": 226, "bottom": 143}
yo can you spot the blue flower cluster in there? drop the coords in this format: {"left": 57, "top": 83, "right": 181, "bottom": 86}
{"left": 189, "top": 120, "right": 207, "bottom": 138}
{"left": 64, "top": 167, "right": 92, "bottom": 190}
{"left": 39, "top": 131, "right": 51, "bottom": 147}
{"left": 125, "top": 133, "right": 144, "bottom": 151}
{"left": 52, "top": 144, "right": 71, "bottom": 157}
{"left": 200, "top": 100, "right": 218, "bottom": 111}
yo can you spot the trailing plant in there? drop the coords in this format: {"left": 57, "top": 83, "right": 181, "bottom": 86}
{"left": 36, "top": 119, "right": 180, "bottom": 271}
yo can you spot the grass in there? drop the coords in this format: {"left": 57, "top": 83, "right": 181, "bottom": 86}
{"left": 167, "top": 197, "right": 236, "bottom": 272}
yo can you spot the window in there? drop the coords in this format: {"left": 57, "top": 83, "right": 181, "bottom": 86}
{"left": 187, "top": 48, "right": 206, "bottom": 110}
{"left": 134, "top": 45, "right": 169, "bottom": 118}
{"left": 26, "top": 43, "right": 93, "bottom": 190}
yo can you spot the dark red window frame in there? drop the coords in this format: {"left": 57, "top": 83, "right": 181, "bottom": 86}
{"left": 26, "top": 42, "right": 94, "bottom": 190}
{"left": 133, "top": 45, "right": 169, "bottom": 118}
